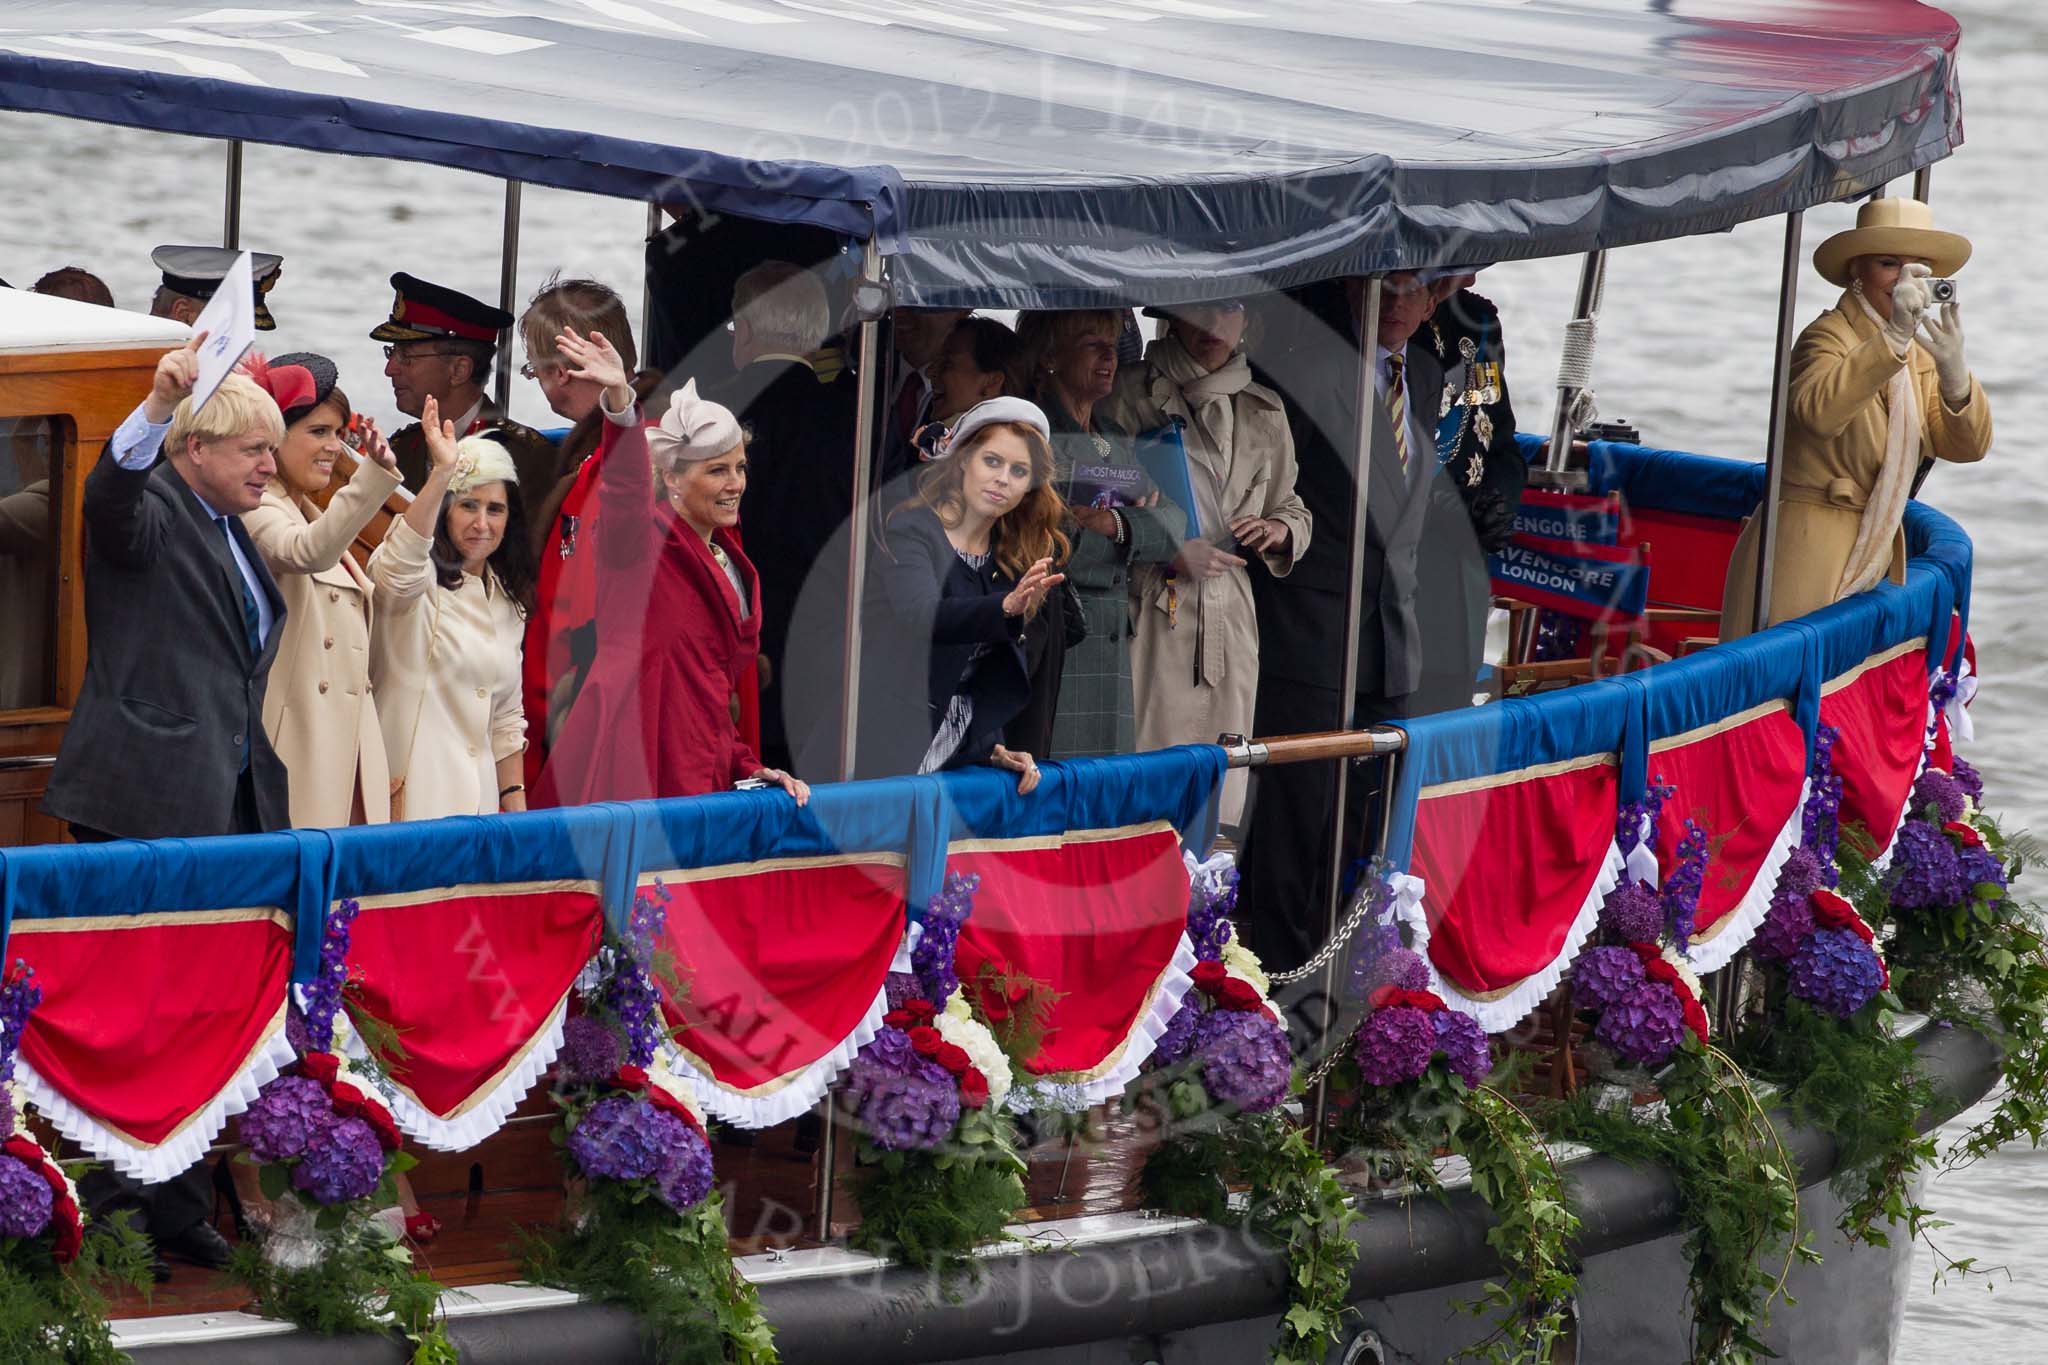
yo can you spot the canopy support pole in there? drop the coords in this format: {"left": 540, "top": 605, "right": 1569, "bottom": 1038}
{"left": 1749, "top": 211, "right": 1805, "bottom": 632}
{"left": 1909, "top": 166, "right": 1940, "bottom": 497}
{"left": 222, "top": 140, "right": 243, "bottom": 250}
{"left": 1543, "top": 250, "right": 1606, "bottom": 478}
{"left": 1312, "top": 277, "right": 1383, "bottom": 1136}
{"left": 641, "top": 203, "right": 661, "bottom": 349}
{"left": 817, "top": 238, "right": 885, "bottom": 1244}
{"left": 496, "top": 181, "right": 522, "bottom": 409}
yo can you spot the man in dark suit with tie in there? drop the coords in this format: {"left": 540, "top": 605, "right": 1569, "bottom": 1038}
{"left": 1238, "top": 273, "right": 1519, "bottom": 970}
{"left": 42, "top": 333, "right": 292, "bottom": 1277}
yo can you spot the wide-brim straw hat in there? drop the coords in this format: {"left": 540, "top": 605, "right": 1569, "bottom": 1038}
{"left": 1813, "top": 197, "right": 1971, "bottom": 287}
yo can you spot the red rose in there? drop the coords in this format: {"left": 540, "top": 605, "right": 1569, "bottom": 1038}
{"left": 903, "top": 998, "right": 938, "bottom": 1023}
{"left": 299, "top": 1052, "right": 340, "bottom": 1085}
{"left": 883, "top": 1009, "right": 912, "bottom": 1030}
{"left": 1397, "top": 989, "right": 1445, "bottom": 1013}
{"left": 1643, "top": 959, "right": 1682, "bottom": 988}
{"left": 935, "top": 1042, "right": 973, "bottom": 1075}
{"left": 2, "top": 1135, "right": 44, "bottom": 1167}
{"left": 329, "top": 1081, "right": 367, "bottom": 1117}
{"left": 648, "top": 1087, "right": 707, "bottom": 1139}
{"left": 909, "top": 1026, "right": 943, "bottom": 1057}
{"left": 1367, "top": 985, "right": 1399, "bottom": 1010}
{"left": 1190, "top": 961, "right": 1229, "bottom": 994}
{"left": 1809, "top": 889, "right": 1855, "bottom": 929}
{"left": 362, "top": 1100, "right": 404, "bottom": 1152}
{"left": 1878, "top": 957, "right": 1892, "bottom": 991}
{"left": 1217, "top": 979, "right": 1264, "bottom": 1013}
{"left": 1626, "top": 942, "right": 1662, "bottom": 968}
{"left": 29, "top": 1158, "right": 66, "bottom": 1200}
{"left": 959, "top": 1068, "right": 990, "bottom": 1108}
{"left": 612, "top": 1065, "right": 649, "bottom": 1091}
{"left": 1943, "top": 820, "right": 1984, "bottom": 849}
{"left": 51, "top": 1209, "right": 81, "bottom": 1265}
{"left": 1679, "top": 993, "right": 1710, "bottom": 1043}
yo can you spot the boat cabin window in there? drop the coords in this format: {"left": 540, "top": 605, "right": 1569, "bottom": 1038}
{"left": 0, "top": 415, "right": 62, "bottom": 711}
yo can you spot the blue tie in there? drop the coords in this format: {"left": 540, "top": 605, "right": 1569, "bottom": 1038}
{"left": 217, "top": 517, "right": 262, "bottom": 656}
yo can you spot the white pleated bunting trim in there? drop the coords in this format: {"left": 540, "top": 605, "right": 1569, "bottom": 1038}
{"left": 671, "top": 962, "right": 892, "bottom": 1132}
{"left": 21, "top": 1025, "right": 296, "bottom": 1184}
{"left": 339, "top": 991, "right": 570, "bottom": 1152}
{"left": 1401, "top": 839, "right": 1626, "bottom": 1033}
{"left": 1684, "top": 778, "right": 1809, "bottom": 975}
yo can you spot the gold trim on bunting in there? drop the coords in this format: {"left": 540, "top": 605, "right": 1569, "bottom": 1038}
{"left": 1648, "top": 698, "right": 1791, "bottom": 754}
{"left": 1821, "top": 638, "right": 1927, "bottom": 697}
{"left": 946, "top": 819, "right": 1175, "bottom": 856}
{"left": 88, "top": 1000, "right": 290, "bottom": 1151}
{"left": 8, "top": 907, "right": 292, "bottom": 934}
{"left": 379, "top": 991, "right": 572, "bottom": 1122}
{"left": 637, "top": 851, "right": 905, "bottom": 888}
{"left": 1420, "top": 752, "right": 1617, "bottom": 802}
{"left": 350, "top": 878, "right": 601, "bottom": 911}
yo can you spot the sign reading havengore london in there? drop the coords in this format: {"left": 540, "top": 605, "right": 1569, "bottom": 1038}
{"left": 1489, "top": 535, "right": 1651, "bottom": 625}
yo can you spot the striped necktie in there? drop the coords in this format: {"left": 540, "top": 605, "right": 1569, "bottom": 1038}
{"left": 1385, "top": 354, "right": 1410, "bottom": 477}
{"left": 216, "top": 516, "right": 262, "bottom": 656}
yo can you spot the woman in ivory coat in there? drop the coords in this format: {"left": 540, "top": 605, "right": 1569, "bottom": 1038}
{"left": 1722, "top": 198, "right": 1991, "bottom": 638}
{"left": 368, "top": 400, "right": 536, "bottom": 820}
{"left": 1105, "top": 301, "right": 1311, "bottom": 824}
{"left": 238, "top": 353, "right": 403, "bottom": 827}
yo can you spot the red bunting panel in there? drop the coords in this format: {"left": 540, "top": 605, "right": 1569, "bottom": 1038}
{"left": 1649, "top": 703, "right": 1807, "bottom": 939}
{"left": 347, "top": 884, "right": 601, "bottom": 1117}
{"left": 1819, "top": 644, "right": 1929, "bottom": 854}
{"left": 1412, "top": 760, "right": 1618, "bottom": 997}
{"left": 951, "top": 823, "right": 1190, "bottom": 1078}
{"left": 15, "top": 911, "right": 291, "bottom": 1146}
{"left": 657, "top": 856, "right": 906, "bottom": 1092}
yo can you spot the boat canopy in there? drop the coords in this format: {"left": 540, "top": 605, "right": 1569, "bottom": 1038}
{"left": 0, "top": 1, "right": 1964, "bottom": 307}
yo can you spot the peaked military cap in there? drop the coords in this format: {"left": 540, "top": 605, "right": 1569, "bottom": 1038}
{"left": 152, "top": 244, "right": 284, "bottom": 330}
{"left": 370, "top": 273, "right": 512, "bottom": 345}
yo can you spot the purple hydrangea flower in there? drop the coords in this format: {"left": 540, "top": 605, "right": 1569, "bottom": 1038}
{"left": 1912, "top": 769, "right": 1969, "bottom": 826}
{"left": 884, "top": 972, "right": 923, "bottom": 1012}
{"left": 557, "top": 1015, "right": 623, "bottom": 1085}
{"left": 1191, "top": 1009, "right": 1291, "bottom": 1113}
{"left": 1593, "top": 981, "right": 1689, "bottom": 1068}
{"left": 284, "top": 1002, "right": 311, "bottom": 1060}
{"left": 1788, "top": 927, "right": 1887, "bottom": 1018}
{"left": 1959, "top": 846, "right": 2008, "bottom": 895}
{"left": 1889, "top": 820, "right": 1968, "bottom": 910}
{"left": 857, "top": 1069, "right": 961, "bottom": 1151}
{"left": 568, "top": 1096, "right": 671, "bottom": 1181}
{"left": 1353, "top": 1005, "right": 1437, "bottom": 1087}
{"left": 0, "top": 1154, "right": 53, "bottom": 1239}
{"left": 291, "top": 1116, "right": 386, "bottom": 1205}
{"left": 1573, "top": 946, "right": 1648, "bottom": 1012}
{"left": 1951, "top": 756, "right": 1984, "bottom": 803}
{"left": 1432, "top": 1010, "right": 1492, "bottom": 1090}
{"left": 1752, "top": 848, "right": 1826, "bottom": 963}
{"left": 865, "top": 1025, "right": 917, "bottom": 1074}
{"left": 1598, "top": 881, "right": 1663, "bottom": 945}
{"left": 240, "top": 1075, "right": 337, "bottom": 1163}
{"left": 656, "top": 1123, "right": 716, "bottom": 1212}
{"left": 1152, "top": 998, "right": 1202, "bottom": 1068}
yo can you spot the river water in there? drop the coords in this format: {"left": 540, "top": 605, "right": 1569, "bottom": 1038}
{"left": 1, "top": 2, "right": 2042, "bottom": 1357}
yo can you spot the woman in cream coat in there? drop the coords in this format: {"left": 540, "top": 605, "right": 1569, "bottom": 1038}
{"left": 1722, "top": 198, "right": 1991, "bottom": 637}
{"left": 369, "top": 399, "right": 536, "bottom": 820}
{"left": 239, "top": 354, "right": 403, "bottom": 827}
{"left": 1106, "top": 301, "right": 1311, "bottom": 824}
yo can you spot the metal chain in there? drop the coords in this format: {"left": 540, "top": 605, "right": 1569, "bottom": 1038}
{"left": 1268, "top": 883, "right": 1377, "bottom": 986}
{"left": 1299, "top": 1032, "right": 1356, "bottom": 1089}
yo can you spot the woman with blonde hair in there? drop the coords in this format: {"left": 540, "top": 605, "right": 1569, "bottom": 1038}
{"left": 368, "top": 398, "right": 537, "bottom": 820}
{"left": 238, "top": 353, "right": 403, "bottom": 826}
{"left": 1721, "top": 198, "right": 1990, "bottom": 636}
{"left": 859, "top": 398, "right": 1069, "bottom": 791}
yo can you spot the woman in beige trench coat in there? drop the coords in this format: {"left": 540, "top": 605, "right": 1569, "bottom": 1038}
{"left": 239, "top": 354, "right": 403, "bottom": 827}
{"left": 1106, "top": 302, "right": 1311, "bottom": 825}
{"left": 1722, "top": 199, "right": 1991, "bottom": 638}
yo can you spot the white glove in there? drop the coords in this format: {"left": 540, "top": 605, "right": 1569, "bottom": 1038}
{"left": 1881, "top": 263, "right": 1932, "bottom": 356}
{"left": 1920, "top": 301, "right": 1971, "bottom": 406}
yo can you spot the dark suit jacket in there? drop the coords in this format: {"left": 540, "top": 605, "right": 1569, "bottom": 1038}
{"left": 1251, "top": 281, "right": 1493, "bottom": 709}
{"left": 852, "top": 504, "right": 1030, "bottom": 780}
{"left": 1427, "top": 288, "right": 1527, "bottom": 527}
{"left": 44, "top": 449, "right": 289, "bottom": 838}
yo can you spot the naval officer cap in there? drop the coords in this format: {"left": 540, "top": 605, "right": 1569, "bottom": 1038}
{"left": 370, "top": 273, "right": 513, "bottom": 346}
{"left": 152, "top": 244, "right": 284, "bottom": 330}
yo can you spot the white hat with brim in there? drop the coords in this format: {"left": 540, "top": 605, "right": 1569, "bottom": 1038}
{"left": 934, "top": 396, "right": 1051, "bottom": 459}
{"left": 1813, "top": 197, "right": 1971, "bottom": 288}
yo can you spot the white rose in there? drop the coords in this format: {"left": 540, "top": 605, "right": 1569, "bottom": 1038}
{"left": 1221, "top": 939, "right": 1271, "bottom": 998}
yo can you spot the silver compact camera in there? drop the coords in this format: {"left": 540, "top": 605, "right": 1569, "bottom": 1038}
{"left": 1928, "top": 277, "right": 1959, "bottom": 303}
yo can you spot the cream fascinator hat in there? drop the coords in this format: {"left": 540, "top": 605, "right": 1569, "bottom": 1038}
{"left": 647, "top": 380, "right": 743, "bottom": 472}
{"left": 448, "top": 433, "right": 519, "bottom": 494}
{"left": 922, "top": 396, "right": 1051, "bottom": 461}
{"left": 1812, "top": 198, "right": 1971, "bottom": 288}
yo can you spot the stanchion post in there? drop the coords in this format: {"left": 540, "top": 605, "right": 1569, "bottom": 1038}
{"left": 1749, "top": 211, "right": 1804, "bottom": 632}
{"left": 496, "top": 180, "right": 523, "bottom": 409}
{"left": 222, "top": 140, "right": 243, "bottom": 250}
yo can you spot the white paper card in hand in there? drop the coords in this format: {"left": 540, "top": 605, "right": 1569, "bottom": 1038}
{"left": 188, "top": 251, "right": 257, "bottom": 415}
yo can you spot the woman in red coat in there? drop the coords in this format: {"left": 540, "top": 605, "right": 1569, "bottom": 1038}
{"left": 543, "top": 329, "right": 808, "bottom": 806}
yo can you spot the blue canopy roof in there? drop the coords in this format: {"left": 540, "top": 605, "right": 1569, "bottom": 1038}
{"left": 0, "top": 0, "right": 1964, "bottom": 306}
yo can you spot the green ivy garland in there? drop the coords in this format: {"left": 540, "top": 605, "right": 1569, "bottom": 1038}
{"left": 0, "top": 1212, "right": 153, "bottom": 1365}
{"left": 845, "top": 1103, "right": 1028, "bottom": 1280}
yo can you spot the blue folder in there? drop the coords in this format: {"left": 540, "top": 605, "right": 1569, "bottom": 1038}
{"left": 1132, "top": 419, "right": 1203, "bottom": 538}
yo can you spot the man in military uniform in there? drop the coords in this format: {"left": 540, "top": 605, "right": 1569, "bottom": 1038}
{"left": 148, "top": 244, "right": 284, "bottom": 330}
{"left": 369, "top": 272, "right": 557, "bottom": 493}
{"left": 1423, "top": 269, "right": 1524, "bottom": 557}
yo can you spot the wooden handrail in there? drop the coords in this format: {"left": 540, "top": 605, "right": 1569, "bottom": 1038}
{"left": 1218, "top": 727, "right": 1407, "bottom": 769}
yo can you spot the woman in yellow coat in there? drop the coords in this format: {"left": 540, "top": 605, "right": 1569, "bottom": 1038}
{"left": 1722, "top": 198, "right": 1991, "bottom": 637}
{"left": 239, "top": 354, "right": 404, "bottom": 827}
